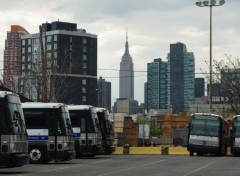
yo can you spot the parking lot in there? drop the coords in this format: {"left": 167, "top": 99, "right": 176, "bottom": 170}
{"left": 1, "top": 154, "right": 240, "bottom": 176}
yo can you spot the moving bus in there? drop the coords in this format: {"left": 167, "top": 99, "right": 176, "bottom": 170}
{"left": 0, "top": 91, "right": 29, "bottom": 167}
{"left": 68, "top": 105, "right": 103, "bottom": 157}
{"left": 22, "top": 102, "right": 75, "bottom": 163}
{"left": 187, "top": 113, "right": 230, "bottom": 156}
{"left": 231, "top": 115, "right": 240, "bottom": 156}
{"left": 96, "top": 108, "right": 116, "bottom": 154}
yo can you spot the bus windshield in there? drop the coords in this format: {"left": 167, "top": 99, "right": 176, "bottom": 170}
{"left": 190, "top": 119, "right": 220, "bottom": 137}
{"left": 60, "top": 111, "right": 73, "bottom": 136}
{"left": 69, "top": 109, "right": 101, "bottom": 133}
{"left": 97, "top": 111, "right": 110, "bottom": 133}
{"left": 7, "top": 102, "right": 27, "bottom": 134}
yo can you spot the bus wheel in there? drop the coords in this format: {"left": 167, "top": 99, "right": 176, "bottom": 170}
{"left": 189, "top": 152, "right": 194, "bottom": 156}
{"left": 29, "top": 147, "right": 44, "bottom": 164}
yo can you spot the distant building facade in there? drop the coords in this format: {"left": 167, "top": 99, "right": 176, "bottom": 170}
{"left": 119, "top": 33, "right": 134, "bottom": 99}
{"left": 97, "top": 76, "right": 111, "bottom": 111}
{"left": 19, "top": 21, "right": 97, "bottom": 105}
{"left": 147, "top": 58, "right": 167, "bottom": 111}
{"left": 195, "top": 78, "right": 205, "bottom": 98}
{"left": 3, "top": 25, "right": 29, "bottom": 91}
{"left": 112, "top": 98, "right": 143, "bottom": 115}
{"left": 167, "top": 42, "right": 195, "bottom": 114}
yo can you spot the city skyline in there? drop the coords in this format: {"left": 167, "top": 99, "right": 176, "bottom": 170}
{"left": 0, "top": 0, "right": 239, "bottom": 105}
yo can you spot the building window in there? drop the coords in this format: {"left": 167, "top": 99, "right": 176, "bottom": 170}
{"left": 54, "top": 43, "right": 57, "bottom": 50}
{"left": 83, "top": 38, "right": 87, "bottom": 44}
{"left": 70, "top": 37, "right": 72, "bottom": 42}
{"left": 83, "top": 55, "right": 87, "bottom": 60}
{"left": 82, "top": 79, "right": 86, "bottom": 85}
{"left": 54, "top": 35, "right": 57, "bottom": 41}
{"left": 82, "top": 63, "right": 87, "bottom": 68}
{"left": 82, "top": 47, "right": 87, "bottom": 52}
{"left": 47, "top": 36, "right": 52, "bottom": 42}
{"left": 28, "top": 39, "right": 31, "bottom": 45}
{"left": 82, "top": 87, "right": 86, "bottom": 93}
{"left": 28, "top": 47, "right": 31, "bottom": 53}
{"left": 22, "top": 40, "right": 25, "bottom": 46}
{"left": 47, "top": 44, "right": 52, "bottom": 50}
{"left": 54, "top": 52, "right": 57, "bottom": 58}
{"left": 82, "top": 96, "right": 86, "bottom": 102}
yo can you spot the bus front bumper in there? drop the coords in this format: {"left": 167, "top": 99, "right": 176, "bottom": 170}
{"left": 0, "top": 153, "right": 29, "bottom": 167}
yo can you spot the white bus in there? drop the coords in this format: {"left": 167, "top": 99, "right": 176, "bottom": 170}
{"left": 231, "top": 115, "right": 240, "bottom": 156}
{"left": 0, "top": 91, "right": 29, "bottom": 167}
{"left": 96, "top": 108, "right": 116, "bottom": 154}
{"left": 22, "top": 102, "right": 76, "bottom": 163}
{"left": 68, "top": 105, "right": 103, "bottom": 157}
{"left": 187, "top": 113, "right": 230, "bottom": 156}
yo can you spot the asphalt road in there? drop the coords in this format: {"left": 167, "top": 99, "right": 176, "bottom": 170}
{"left": 0, "top": 155, "right": 239, "bottom": 176}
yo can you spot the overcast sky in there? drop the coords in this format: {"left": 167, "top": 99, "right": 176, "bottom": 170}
{"left": 0, "top": 0, "right": 239, "bottom": 105}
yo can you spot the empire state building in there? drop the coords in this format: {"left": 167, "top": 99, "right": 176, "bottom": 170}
{"left": 119, "top": 33, "right": 134, "bottom": 100}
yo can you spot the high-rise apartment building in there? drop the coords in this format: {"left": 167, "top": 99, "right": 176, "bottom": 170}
{"left": 167, "top": 42, "right": 195, "bottom": 114}
{"left": 3, "top": 25, "right": 29, "bottom": 91}
{"left": 19, "top": 21, "right": 97, "bottom": 105}
{"left": 195, "top": 78, "right": 205, "bottom": 98}
{"left": 147, "top": 58, "right": 167, "bottom": 111}
{"left": 119, "top": 33, "right": 134, "bottom": 100}
{"left": 97, "top": 76, "right": 111, "bottom": 111}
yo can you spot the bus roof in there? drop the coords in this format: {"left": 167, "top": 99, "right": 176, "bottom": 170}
{"left": 22, "top": 102, "right": 66, "bottom": 109}
{"left": 68, "top": 105, "right": 94, "bottom": 110}
{"left": 0, "top": 91, "right": 18, "bottom": 98}
{"left": 233, "top": 115, "right": 240, "bottom": 120}
{"left": 191, "top": 113, "right": 223, "bottom": 118}
{"left": 96, "top": 107, "right": 108, "bottom": 112}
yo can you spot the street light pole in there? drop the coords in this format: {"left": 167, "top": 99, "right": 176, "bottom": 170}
{"left": 195, "top": 0, "right": 225, "bottom": 113}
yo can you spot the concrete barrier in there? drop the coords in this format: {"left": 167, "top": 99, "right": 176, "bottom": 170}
{"left": 113, "top": 146, "right": 188, "bottom": 155}
{"left": 113, "top": 146, "right": 232, "bottom": 155}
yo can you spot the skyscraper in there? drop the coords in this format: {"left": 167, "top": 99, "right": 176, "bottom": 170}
{"left": 19, "top": 21, "right": 97, "bottom": 105}
{"left": 147, "top": 58, "right": 167, "bottom": 111}
{"left": 3, "top": 25, "right": 29, "bottom": 91}
{"left": 119, "top": 33, "right": 134, "bottom": 100}
{"left": 195, "top": 78, "right": 205, "bottom": 98}
{"left": 97, "top": 76, "right": 111, "bottom": 111}
{"left": 167, "top": 42, "right": 195, "bottom": 114}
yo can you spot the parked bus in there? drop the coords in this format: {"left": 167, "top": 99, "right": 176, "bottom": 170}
{"left": 96, "top": 108, "right": 116, "bottom": 154}
{"left": 0, "top": 91, "right": 29, "bottom": 167}
{"left": 187, "top": 113, "right": 230, "bottom": 156}
{"left": 231, "top": 115, "right": 240, "bottom": 156}
{"left": 68, "top": 105, "right": 103, "bottom": 157}
{"left": 22, "top": 102, "right": 75, "bottom": 164}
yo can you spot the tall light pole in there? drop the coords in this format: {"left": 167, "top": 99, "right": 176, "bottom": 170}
{"left": 195, "top": 0, "right": 225, "bottom": 113}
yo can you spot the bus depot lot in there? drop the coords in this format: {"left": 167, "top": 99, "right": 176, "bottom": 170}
{"left": 1, "top": 155, "right": 240, "bottom": 176}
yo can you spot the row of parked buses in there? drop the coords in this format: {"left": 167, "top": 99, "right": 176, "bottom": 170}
{"left": 0, "top": 91, "right": 116, "bottom": 168}
{"left": 187, "top": 113, "right": 240, "bottom": 157}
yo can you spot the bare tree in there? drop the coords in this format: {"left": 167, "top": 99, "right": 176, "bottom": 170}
{"left": 22, "top": 26, "right": 80, "bottom": 103}
{"left": 213, "top": 55, "right": 240, "bottom": 114}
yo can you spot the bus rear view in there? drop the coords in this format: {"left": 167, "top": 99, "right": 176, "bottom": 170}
{"left": 187, "top": 113, "right": 229, "bottom": 156}
{"left": 0, "top": 91, "right": 29, "bottom": 167}
{"left": 22, "top": 102, "right": 75, "bottom": 164}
